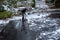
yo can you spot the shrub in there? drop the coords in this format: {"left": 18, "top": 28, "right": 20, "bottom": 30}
{"left": 31, "top": 3, "right": 35, "bottom": 7}
{"left": 31, "top": 0, "right": 35, "bottom": 7}
{"left": 0, "top": 5, "right": 4, "bottom": 12}
{"left": 0, "top": 11, "right": 13, "bottom": 19}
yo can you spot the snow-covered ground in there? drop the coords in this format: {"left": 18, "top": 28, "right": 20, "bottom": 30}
{"left": 28, "top": 14, "right": 60, "bottom": 40}
{"left": 0, "top": 11, "right": 60, "bottom": 40}
{"left": 1, "top": 0, "right": 60, "bottom": 39}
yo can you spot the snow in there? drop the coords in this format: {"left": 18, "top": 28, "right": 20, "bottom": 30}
{"left": 56, "top": 29, "right": 60, "bottom": 32}
{"left": 2, "top": 5, "right": 10, "bottom": 11}
{"left": 0, "top": 0, "right": 50, "bottom": 25}
{"left": 26, "top": 13, "right": 50, "bottom": 23}
{"left": 0, "top": 20, "right": 9, "bottom": 25}
{"left": 35, "top": 0, "right": 49, "bottom": 9}
{"left": 0, "top": 12, "right": 50, "bottom": 25}
{"left": 28, "top": 15, "right": 60, "bottom": 40}
{"left": 17, "top": 7, "right": 26, "bottom": 10}
{"left": 39, "top": 5, "right": 49, "bottom": 9}
{"left": 12, "top": 8, "right": 19, "bottom": 14}
{"left": 48, "top": 39, "right": 54, "bottom": 40}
